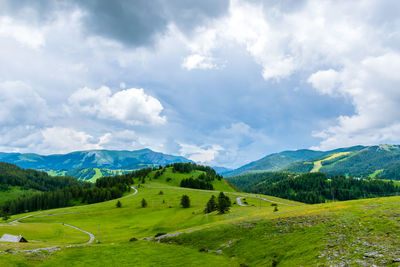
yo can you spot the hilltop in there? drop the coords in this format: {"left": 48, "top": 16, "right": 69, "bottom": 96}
{"left": 223, "top": 145, "right": 400, "bottom": 179}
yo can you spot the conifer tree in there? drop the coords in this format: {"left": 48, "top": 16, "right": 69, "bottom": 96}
{"left": 181, "top": 195, "right": 190, "bottom": 208}
{"left": 204, "top": 195, "right": 217, "bottom": 213}
{"left": 141, "top": 198, "right": 147, "bottom": 208}
{"left": 217, "top": 192, "right": 231, "bottom": 214}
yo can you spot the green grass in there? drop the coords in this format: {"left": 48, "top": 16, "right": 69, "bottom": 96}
{"left": 1, "top": 241, "right": 238, "bottom": 267}
{"left": 87, "top": 168, "right": 103, "bottom": 183}
{"left": 2, "top": 169, "right": 400, "bottom": 266}
{"left": 149, "top": 167, "right": 236, "bottom": 192}
{"left": 161, "top": 197, "right": 400, "bottom": 266}
{"left": 369, "top": 169, "right": 384, "bottom": 178}
{"left": 0, "top": 186, "right": 38, "bottom": 205}
{"left": 0, "top": 222, "right": 88, "bottom": 251}
{"left": 311, "top": 152, "right": 351, "bottom": 173}
{"left": 46, "top": 170, "right": 67, "bottom": 176}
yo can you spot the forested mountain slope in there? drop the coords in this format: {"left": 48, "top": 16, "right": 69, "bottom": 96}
{"left": 0, "top": 149, "right": 192, "bottom": 171}
{"left": 224, "top": 145, "right": 400, "bottom": 179}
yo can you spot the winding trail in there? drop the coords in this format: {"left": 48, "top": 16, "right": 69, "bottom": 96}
{"left": 146, "top": 185, "right": 297, "bottom": 206}
{"left": 236, "top": 197, "right": 248, "bottom": 207}
{"left": 2, "top": 186, "right": 138, "bottom": 254}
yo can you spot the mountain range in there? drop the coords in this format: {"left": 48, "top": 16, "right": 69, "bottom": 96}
{"left": 0, "top": 149, "right": 192, "bottom": 171}
{"left": 223, "top": 144, "right": 400, "bottom": 179}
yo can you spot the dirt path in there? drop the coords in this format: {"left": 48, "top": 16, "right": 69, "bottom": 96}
{"left": 236, "top": 197, "right": 248, "bottom": 207}
{"left": 63, "top": 223, "right": 95, "bottom": 246}
{"left": 2, "top": 186, "right": 138, "bottom": 253}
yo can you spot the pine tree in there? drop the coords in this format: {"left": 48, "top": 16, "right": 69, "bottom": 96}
{"left": 116, "top": 200, "right": 122, "bottom": 208}
{"left": 1, "top": 211, "right": 10, "bottom": 222}
{"left": 181, "top": 195, "right": 190, "bottom": 208}
{"left": 204, "top": 195, "right": 217, "bottom": 213}
{"left": 141, "top": 198, "right": 147, "bottom": 208}
{"left": 217, "top": 192, "right": 231, "bottom": 214}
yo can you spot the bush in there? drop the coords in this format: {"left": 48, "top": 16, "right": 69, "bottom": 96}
{"left": 155, "top": 233, "right": 167, "bottom": 237}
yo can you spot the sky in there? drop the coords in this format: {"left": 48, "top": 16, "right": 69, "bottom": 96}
{"left": 0, "top": 0, "right": 400, "bottom": 168}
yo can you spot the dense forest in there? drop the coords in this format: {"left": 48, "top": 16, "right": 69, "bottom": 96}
{"left": 180, "top": 178, "right": 213, "bottom": 190}
{"left": 227, "top": 171, "right": 294, "bottom": 190}
{"left": 0, "top": 162, "right": 84, "bottom": 191}
{"left": 172, "top": 163, "right": 222, "bottom": 180}
{"left": 0, "top": 162, "right": 153, "bottom": 216}
{"left": 245, "top": 172, "right": 400, "bottom": 204}
{"left": 171, "top": 163, "right": 221, "bottom": 190}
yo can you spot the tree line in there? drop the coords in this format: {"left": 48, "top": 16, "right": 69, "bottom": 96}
{"left": 171, "top": 163, "right": 222, "bottom": 181}
{"left": 0, "top": 162, "right": 85, "bottom": 192}
{"left": 180, "top": 178, "right": 213, "bottom": 190}
{"left": 246, "top": 172, "right": 400, "bottom": 204}
{"left": 0, "top": 163, "right": 135, "bottom": 216}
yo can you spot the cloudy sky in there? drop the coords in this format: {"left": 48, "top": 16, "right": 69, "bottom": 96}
{"left": 1, "top": 0, "right": 400, "bottom": 168}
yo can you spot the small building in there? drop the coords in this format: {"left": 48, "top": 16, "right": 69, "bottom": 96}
{"left": 0, "top": 234, "right": 28, "bottom": 243}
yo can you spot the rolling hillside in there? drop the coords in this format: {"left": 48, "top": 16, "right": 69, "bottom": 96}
{"left": 224, "top": 145, "right": 400, "bottom": 179}
{"left": 222, "top": 149, "right": 328, "bottom": 177}
{"left": 1, "top": 164, "right": 400, "bottom": 266}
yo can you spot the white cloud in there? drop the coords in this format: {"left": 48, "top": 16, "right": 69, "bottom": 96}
{"left": 0, "top": 80, "right": 48, "bottom": 125}
{"left": 39, "top": 127, "right": 102, "bottom": 154}
{"left": 311, "top": 52, "right": 400, "bottom": 150}
{"left": 179, "top": 0, "right": 382, "bottom": 81}
{"left": 0, "top": 16, "right": 45, "bottom": 49}
{"left": 210, "top": 122, "right": 273, "bottom": 167}
{"left": 307, "top": 69, "right": 340, "bottom": 96}
{"left": 67, "top": 86, "right": 166, "bottom": 125}
{"left": 177, "top": 122, "right": 273, "bottom": 167}
{"left": 182, "top": 54, "right": 219, "bottom": 70}
{"left": 179, "top": 143, "right": 223, "bottom": 163}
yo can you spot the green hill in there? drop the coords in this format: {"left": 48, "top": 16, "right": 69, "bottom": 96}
{"left": 224, "top": 145, "right": 400, "bottom": 180}
{"left": 222, "top": 149, "right": 328, "bottom": 177}
{"left": 2, "top": 163, "right": 400, "bottom": 266}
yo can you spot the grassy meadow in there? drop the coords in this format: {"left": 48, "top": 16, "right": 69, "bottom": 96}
{"left": 1, "top": 167, "right": 400, "bottom": 266}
